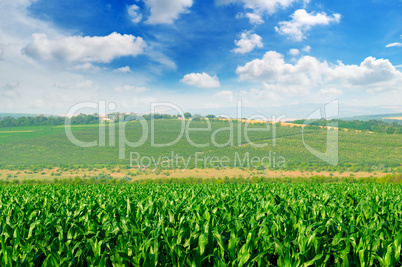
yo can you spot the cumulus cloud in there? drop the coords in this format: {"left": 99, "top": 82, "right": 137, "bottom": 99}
{"left": 232, "top": 31, "right": 263, "bottom": 54}
{"left": 23, "top": 32, "right": 147, "bottom": 63}
{"left": 302, "top": 45, "right": 311, "bottom": 53}
{"left": 386, "top": 42, "right": 402, "bottom": 48}
{"left": 217, "top": 0, "right": 307, "bottom": 16}
{"left": 180, "top": 72, "right": 221, "bottom": 88}
{"left": 275, "top": 9, "right": 341, "bottom": 41}
{"left": 246, "top": 12, "right": 264, "bottom": 24}
{"left": 144, "top": 0, "right": 193, "bottom": 24}
{"left": 236, "top": 51, "right": 402, "bottom": 94}
{"left": 113, "top": 66, "right": 131, "bottom": 73}
{"left": 128, "top": 4, "right": 142, "bottom": 23}
{"left": 114, "top": 85, "right": 148, "bottom": 93}
{"left": 236, "top": 12, "right": 264, "bottom": 24}
{"left": 288, "top": 48, "right": 299, "bottom": 55}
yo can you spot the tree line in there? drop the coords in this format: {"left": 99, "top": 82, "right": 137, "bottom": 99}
{"left": 0, "top": 114, "right": 99, "bottom": 128}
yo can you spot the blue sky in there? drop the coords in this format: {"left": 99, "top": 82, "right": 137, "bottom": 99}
{"left": 0, "top": 0, "right": 401, "bottom": 117}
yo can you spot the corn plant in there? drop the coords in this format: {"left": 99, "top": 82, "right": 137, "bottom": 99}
{"left": 0, "top": 183, "right": 401, "bottom": 266}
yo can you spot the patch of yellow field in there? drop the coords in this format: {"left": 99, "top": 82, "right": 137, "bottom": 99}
{"left": 384, "top": 117, "right": 402, "bottom": 120}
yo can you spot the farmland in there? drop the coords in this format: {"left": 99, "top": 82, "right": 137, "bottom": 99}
{"left": 1, "top": 119, "right": 402, "bottom": 265}
{"left": 0, "top": 120, "right": 401, "bottom": 174}
{"left": 1, "top": 183, "right": 402, "bottom": 266}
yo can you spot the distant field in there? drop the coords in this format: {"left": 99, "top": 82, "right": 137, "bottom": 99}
{"left": 342, "top": 112, "right": 402, "bottom": 121}
{"left": 385, "top": 117, "right": 402, "bottom": 120}
{"left": 0, "top": 120, "right": 400, "bottom": 173}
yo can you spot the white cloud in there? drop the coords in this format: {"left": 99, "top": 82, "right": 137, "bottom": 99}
{"left": 232, "top": 31, "right": 263, "bottom": 54}
{"left": 217, "top": 0, "right": 306, "bottom": 16}
{"left": 69, "top": 63, "right": 100, "bottom": 72}
{"left": 236, "top": 51, "right": 402, "bottom": 94}
{"left": 180, "top": 72, "right": 221, "bottom": 88}
{"left": 302, "top": 45, "right": 311, "bottom": 53}
{"left": 114, "top": 85, "right": 148, "bottom": 93}
{"left": 236, "top": 12, "right": 264, "bottom": 24}
{"left": 114, "top": 66, "right": 131, "bottom": 73}
{"left": 214, "top": 90, "right": 234, "bottom": 102}
{"left": 275, "top": 9, "right": 341, "bottom": 41}
{"left": 0, "top": 47, "right": 3, "bottom": 59}
{"left": 128, "top": 4, "right": 142, "bottom": 23}
{"left": 23, "top": 32, "right": 147, "bottom": 63}
{"left": 144, "top": 0, "right": 193, "bottom": 24}
{"left": 288, "top": 48, "right": 299, "bottom": 55}
{"left": 246, "top": 12, "right": 264, "bottom": 24}
{"left": 386, "top": 42, "right": 402, "bottom": 48}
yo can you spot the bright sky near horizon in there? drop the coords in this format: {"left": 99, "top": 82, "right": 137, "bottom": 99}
{"left": 0, "top": 0, "right": 401, "bottom": 116}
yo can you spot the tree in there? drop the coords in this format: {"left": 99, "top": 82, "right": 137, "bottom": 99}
{"left": 385, "top": 127, "right": 395, "bottom": 134}
{"left": 184, "top": 112, "right": 192, "bottom": 119}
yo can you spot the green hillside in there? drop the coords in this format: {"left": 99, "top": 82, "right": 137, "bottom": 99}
{"left": 0, "top": 120, "right": 400, "bottom": 172}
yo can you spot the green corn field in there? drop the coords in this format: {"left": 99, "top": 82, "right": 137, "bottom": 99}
{"left": 1, "top": 183, "right": 402, "bottom": 266}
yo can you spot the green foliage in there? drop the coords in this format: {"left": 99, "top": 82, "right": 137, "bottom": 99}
{"left": 1, "top": 183, "right": 402, "bottom": 265}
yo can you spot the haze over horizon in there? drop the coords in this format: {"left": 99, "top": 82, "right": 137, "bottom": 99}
{"left": 0, "top": 0, "right": 401, "bottom": 117}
